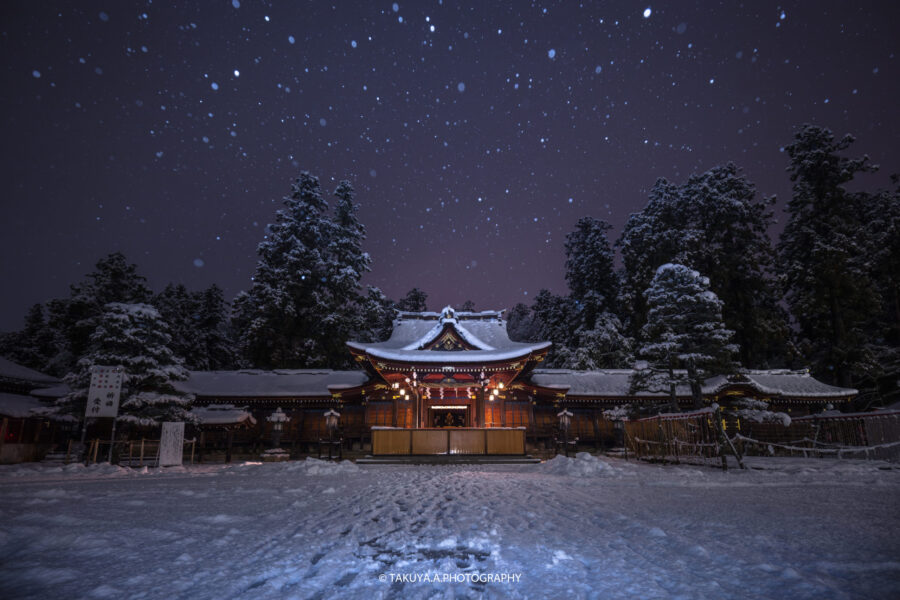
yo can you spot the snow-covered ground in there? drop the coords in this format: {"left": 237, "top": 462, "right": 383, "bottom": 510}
{"left": 1, "top": 455, "right": 898, "bottom": 600}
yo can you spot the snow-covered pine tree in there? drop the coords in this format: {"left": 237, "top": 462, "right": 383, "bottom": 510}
{"left": 396, "top": 288, "right": 428, "bottom": 312}
{"left": 618, "top": 165, "right": 786, "bottom": 368}
{"left": 561, "top": 217, "right": 633, "bottom": 368}
{"left": 778, "top": 125, "right": 880, "bottom": 388}
{"left": 154, "top": 283, "right": 202, "bottom": 367}
{"left": 60, "top": 302, "right": 194, "bottom": 427}
{"left": 565, "top": 217, "right": 619, "bottom": 312}
{"left": 632, "top": 264, "right": 737, "bottom": 410}
{"left": 459, "top": 300, "right": 477, "bottom": 312}
{"left": 194, "top": 284, "right": 238, "bottom": 371}
{"left": 325, "top": 181, "right": 372, "bottom": 368}
{"left": 530, "top": 218, "right": 631, "bottom": 368}
{"left": 50, "top": 253, "right": 153, "bottom": 375}
{"left": 506, "top": 302, "right": 539, "bottom": 342}
{"left": 355, "top": 286, "right": 397, "bottom": 343}
{"left": 530, "top": 289, "right": 576, "bottom": 367}
{"left": 235, "top": 172, "right": 333, "bottom": 368}
{"left": 859, "top": 179, "right": 900, "bottom": 403}
{"left": 236, "top": 172, "right": 370, "bottom": 369}
{"left": 0, "top": 303, "right": 58, "bottom": 373}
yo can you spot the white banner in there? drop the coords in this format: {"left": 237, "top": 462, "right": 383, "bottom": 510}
{"left": 85, "top": 366, "right": 123, "bottom": 418}
{"left": 159, "top": 422, "right": 185, "bottom": 467}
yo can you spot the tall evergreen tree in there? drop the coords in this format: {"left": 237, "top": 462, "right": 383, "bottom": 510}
{"left": 0, "top": 304, "right": 57, "bottom": 372}
{"left": 506, "top": 302, "right": 539, "bottom": 342}
{"left": 859, "top": 179, "right": 900, "bottom": 402}
{"left": 154, "top": 284, "right": 201, "bottom": 366}
{"left": 324, "top": 181, "right": 372, "bottom": 367}
{"left": 194, "top": 284, "right": 238, "bottom": 371}
{"left": 4, "top": 252, "right": 153, "bottom": 376}
{"left": 396, "top": 288, "right": 428, "bottom": 312}
{"left": 235, "top": 172, "right": 333, "bottom": 368}
{"left": 235, "top": 172, "right": 369, "bottom": 369}
{"left": 531, "top": 218, "right": 632, "bottom": 368}
{"left": 632, "top": 264, "right": 737, "bottom": 410}
{"left": 778, "top": 125, "right": 880, "bottom": 387}
{"left": 618, "top": 164, "right": 786, "bottom": 367}
{"left": 459, "top": 300, "right": 477, "bottom": 312}
{"left": 59, "top": 303, "right": 194, "bottom": 426}
{"left": 565, "top": 217, "right": 619, "bottom": 312}
{"left": 355, "top": 286, "right": 397, "bottom": 343}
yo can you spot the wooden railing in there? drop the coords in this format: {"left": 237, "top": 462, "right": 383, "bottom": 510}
{"left": 372, "top": 427, "right": 526, "bottom": 456}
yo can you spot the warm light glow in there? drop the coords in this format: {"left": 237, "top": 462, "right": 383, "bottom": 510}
{"left": 489, "top": 394, "right": 495, "bottom": 401}
{"left": 498, "top": 382, "right": 505, "bottom": 389}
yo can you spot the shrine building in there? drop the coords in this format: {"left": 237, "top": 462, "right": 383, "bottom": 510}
{"left": 174, "top": 306, "right": 858, "bottom": 453}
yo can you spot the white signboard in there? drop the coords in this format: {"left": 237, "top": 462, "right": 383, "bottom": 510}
{"left": 85, "top": 366, "right": 123, "bottom": 418}
{"left": 159, "top": 422, "right": 185, "bottom": 467}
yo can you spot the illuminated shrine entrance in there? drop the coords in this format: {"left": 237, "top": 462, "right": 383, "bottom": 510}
{"left": 428, "top": 405, "right": 469, "bottom": 428}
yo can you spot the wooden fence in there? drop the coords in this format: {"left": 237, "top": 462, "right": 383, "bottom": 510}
{"left": 71, "top": 438, "right": 197, "bottom": 467}
{"left": 372, "top": 427, "right": 526, "bottom": 456}
{"left": 625, "top": 410, "right": 900, "bottom": 467}
{"left": 734, "top": 411, "right": 900, "bottom": 461}
{"left": 624, "top": 410, "right": 727, "bottom": 468}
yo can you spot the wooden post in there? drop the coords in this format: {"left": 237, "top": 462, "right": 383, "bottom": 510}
{"left": 592, "top": 409, "right": 601, "bottom": 450}
{"left": 91, "top": 439, "right": 99, "bottom": 464}
{"left": 140, "top": 438, "right": 145, "bottom": 466}
{"left": 190, "top": 439, "right": 195, "bottom": 464}
{"left": 65, "top": 439, "right": 73, "bottom": 464}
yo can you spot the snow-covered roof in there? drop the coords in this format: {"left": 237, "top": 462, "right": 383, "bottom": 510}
{"left": 529, "top": 369, "right": 857, "bottom": 399}
{"left": 0, "top": 356, "right": 59, "bottom": 385}
{"left": 30, "top": 384, "right": 70, "bottom": 399}
{"left": 175, "top": 369, "right": 369, "bottom": 398}
{"left": 530, "top": 369, "right": 689, "bottom": 397}
{"left": 0, "top": 392, "right": 47, "bottom": 418}
{"left": 704, "top": 370, "right": 857, "bottom": 398}
{"left": 190, "top": 404, "right": 257, "bottom": 426}
{"left": 347, "top": 306, "right": 550, "bottom": 364}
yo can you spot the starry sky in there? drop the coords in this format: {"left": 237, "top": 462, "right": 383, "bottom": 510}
{"left": 1, "top": 1, "right": 898, "bottom": 331}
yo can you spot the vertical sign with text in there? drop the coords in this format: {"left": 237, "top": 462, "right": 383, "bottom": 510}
{"left": 85, "top": 366, "right": 123, "bottom": 419}
{"left": 159, "top": 422, "right": 185, "bottom": 467}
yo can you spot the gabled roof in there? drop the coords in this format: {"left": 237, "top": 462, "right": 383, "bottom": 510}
{"left": 190, "top": 404, "right": 258, "bottom": 426}
{"left": 0, "top": 392, "right": 47, "bottom": 418}
{"left": 347, "top": 306, "right": 550, "bottom": 364}
{"left": 530, "top": 369, "right": 686, "bottom": 397}
{"left": 0, "top": 356, "right": 59, "bottom": 386}
{"left": 530, "top": 368, "right": 857, "bottom": 399}
{"left": 703, "top": 370, "right": 857, "bottom": 398}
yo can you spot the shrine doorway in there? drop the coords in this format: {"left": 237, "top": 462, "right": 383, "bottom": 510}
{"left": 428, "top": 406, "right": 468, "bottom": 428}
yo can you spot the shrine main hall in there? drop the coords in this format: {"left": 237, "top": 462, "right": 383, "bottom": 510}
{"left": 176, "top": 307, "right": 857, "bottom": 450}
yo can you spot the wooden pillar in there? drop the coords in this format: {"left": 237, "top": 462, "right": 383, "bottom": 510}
{"left": 477, "top": 388, "right": 485, "bottom": 428}
{"left": 500, "top": 397, "right": 507, "bottom": 427}
{"left": 592, "top": 409, "right": 601, "bottom": 450}
{"left": 392, "top": 397, "right": 398, "bottom": 427}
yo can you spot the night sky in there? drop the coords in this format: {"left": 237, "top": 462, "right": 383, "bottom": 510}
{"left": 2, "top": 1, "right": 898, "bottom": 331}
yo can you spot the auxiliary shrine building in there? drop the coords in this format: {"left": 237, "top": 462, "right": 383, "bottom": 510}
{"left": 175, "top": 307, "right": 857, "bottom": 450}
